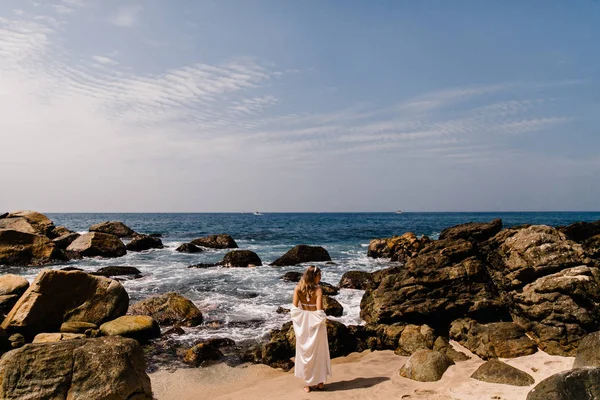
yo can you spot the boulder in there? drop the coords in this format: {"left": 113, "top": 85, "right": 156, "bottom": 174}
{"left": 190, "top": 234, "right": 238, "bottom": 249}
{"left": 52, "top": 232, "right": 80, "bottom": 249}
{"left": 271, "top": 245, "right": 331, "bottom": 266}
{"left": 89, "top": 221, "right": 136, "bottom": 238}
{"left": 339, "top": 270, "right": 375, "bottom": 290}
{"left": 0, "top": 336, "right": 152, "bottom": 400}
{"left": 0, "top": 211, "right": 55, "bottom": 236}
{"left": 471, "top": 359, "right": 535, "bottom": 386}
{"left": 0, "top": 274, "right": 29, "bottom": 297}
{"left": 527, "top": 367, "right": 600, "bottom": 400}
{"left": 361, "top": 238, "right": 506, "bottom": 330}
{"left": 320, "top": 282, "right": 339, "bottom": 296}
{"left": 126, "top": 234, "right": 163, "bottom": 251}
{"left": 397, "top": 324, "right": 437, "bottom": 356}
{"left": 48, "top": 225, "right": 72, "bottom": 239}
{"left": 449, "top": 318, "right": 537, "bottom": 359}
{"left": 187, "top": 262, "right": 220, "bottom": 269}
{"left": 432, "top": 336, "right": 470, "bottom": 362}
{"left": 67, "top": 232, "right": 127, "bottom": 258}
{"left": 439, "top": 218, "right": 503, "bottom": 243}
{"left": 60, "top": 321, "right": 98, "bottom": 334}
{"left": 92, "top": 266, "right": 142, "bottom": 278}
{"left": 0, "top": 295, "right": 20, "bottom": 317}
{"left": 183, "top": 338, "right": 235, "bottom": 366}
{"left": 175, "top": 243, "right": 203, "bottom": 253}
{"left": 0, "top": 229, "right": 64, "bottom": 266}
{"left": 8, "top": 333, "right": 24, "bottom": 349}
{"left": 558, "top": 220, "right": 600, "bottom": 243}
{"left": 1, "top": 269, "right": 128, "bottom": 340}
{"left": 222, "top": 250, "right": 262, "bottom": 268}
{"left": 584, "top": 235, "right": 600, "bottom": 259}
{"left": 323, "top": 295, "right": 343, "bottom": 317}
{"left": 128, "top": 292, "right": 203, "bottom": 327}
{"left": 367, "top": 232, "right": 431, "bottom": 262}
{"left": 574, "top": 331, "right": 600, "bottom": 368}
{"left": 281, "top": 271, "right": 303, "bottom": 282}
{"left": 399, "top": 350, "right": 455, "bottom": 382}
{"left": 483, "top": 225, "right": 600, "bottom": 356}
{"left": 100, "top": 315, "right": 161, "bottom": 342}
{"left": 32, "top": 332, "right": 86, "bottom": 343}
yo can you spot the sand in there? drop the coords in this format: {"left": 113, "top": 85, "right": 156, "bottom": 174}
{"left": 150, "top": 343, "right": 574, "bottom": 400}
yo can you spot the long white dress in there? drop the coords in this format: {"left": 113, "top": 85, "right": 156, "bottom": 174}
{"left": 290, "top": 304, "right": 332, "bottom": 386}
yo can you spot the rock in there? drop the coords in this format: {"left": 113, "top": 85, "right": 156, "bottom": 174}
{"left": 339, "top": 270, "right": 375, "bottom": 290}
{"left": 89, "top": 221, "right": 136, "bottom": 238}
{"left": 0, "top": 229, "right": 64, "bottom": 266}
{"left": 222, "top": 250, "right": 262, "bottom": 268}
{"left": 163, "top": 326, "right": 185, "bottom": 336}
{"left": 432, "top": 336, "right": 470, "bottom": 362}
{"left": 439, "top": 218, "right": 503, "bottom": 243}
{"left": 281, "top": 271, "right": 303, "bottom": 282}
{"left": 60, "top": 321, "right": 98, "bottom": 334}
{"left": 471, "top": 359, "right": 535, "bottom": 386}
{"left": 367, "top": 232, "right": 431, "bottom": 262}
{"left": 61, "top": 266, "right": 83, "bottom": 271}
{"left": 361, "top": 238, "right": 506, "bottom": 330}
{"left": 126, "top": 234, "right": 163, "bottom": 251}
{"left": 92, "top": 266, "right": 142, "bottom": 278}
{"left": 0, "top": 211, "right": 55, "bottom": 236}
{"left": 584, "top": 235, "right": 600, "bottom": 259}
{"left": 574, "top": 331, "right": 600, "bottom": 368}
{"left": 483, "top": 225, "right": 600, "bottom": 356}
{"left": 397, "top": 324, "right": 437, "bottom": 356}
{"left": 276, "top": 307, "right": 290, "bottom": 314}
{"left": 128, "top": 293, "right": 203, "bottom": 327}
{"left": 0, "top": 336, "right": 152, "bottom": 400}
{"left": 100, "top": 315, "right": 161, "bottom": 342}
{"left": 1, "top": 269, "right": 128, "bottom": 340}
{"left": 52, "top": 232, "right": 80, "bottom": 249}
{"left": 190, "top": 234, "right": 238, "bottom": 249}
{"left": 183, "top": 338, "right": 235, "bottom": 366}
{"left": 0, "top": 213, "right": 7, "bottom": 219}
{"left": 371, "top": 266, "right": 403, "bottom": 287}
{"left": 175, "top": 243, "right": 203, "bottom": 253}
{"left": 32, "top": 332, "right": 86, "bottom": 343}
{"left": 48, "top": 225, "right": 72, "bottom": 238}
{"left": 527, "top": 367, "right": 600, "bottom": 400}
{"left": 149, "top": 233, "right": 162, "bottom": 238}
{"left": 0, "top": 274, "right": 29, "bottom": 297}
{"left": 187, "top": 262, "right": 221, "bottom": 269}
{"left": 67, "top": 232, "right": 127, "bottom": 258}
{"left": 558, "top": 220, "right": 600, "bottom": 243}
{"left": 8, "top": 333, "right": 24, "bottom": 349}
{"left": 399, "top": 350, "right": 455, "bottom": 382}
{"left": 0, "top": 295, "right": 19, "bottom": 317}
{"left": 449, "top": 318, "right": 537, "bottom": 359}
{"left": 323, "top": 295, "right": 343, "bottom": 317}
{"left": 320, "top": 282, "right": 339, "bottom": 296}
{"left": 271, "top": 245, "right": 331, "bottom": 266}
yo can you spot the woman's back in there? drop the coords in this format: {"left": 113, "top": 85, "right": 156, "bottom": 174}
{"left": 295, "top": 285, "right": 321, "bottom": 310}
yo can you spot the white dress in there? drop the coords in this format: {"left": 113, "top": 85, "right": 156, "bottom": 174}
{"left": 290, "top": 302, "right": 332, "bottom": 386}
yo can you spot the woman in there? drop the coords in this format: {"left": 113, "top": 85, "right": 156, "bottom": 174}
{"left": 291, "top": 265, "right": 332, "bottom": 393}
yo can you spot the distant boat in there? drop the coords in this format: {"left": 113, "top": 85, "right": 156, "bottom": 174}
{"left": 254, "top": 211, "right": 263, "bottom": 215}
{"left": 395, "top": 210, "right": 403, "bottom": 214}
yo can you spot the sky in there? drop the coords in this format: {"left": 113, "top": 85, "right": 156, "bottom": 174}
{"left": 0, "top": 0, "right": 599, "bottom": 212}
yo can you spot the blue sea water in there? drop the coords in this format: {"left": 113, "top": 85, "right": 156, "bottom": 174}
{"left": 8, "top": 212, "right": 600, "bottom": 346}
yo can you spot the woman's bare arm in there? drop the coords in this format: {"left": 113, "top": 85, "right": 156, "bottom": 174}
{"left": 315, "top": 287, "right": 323, "bottom": 311}
{"left": 293, "top": 286, "right": 300, "bottom": 307}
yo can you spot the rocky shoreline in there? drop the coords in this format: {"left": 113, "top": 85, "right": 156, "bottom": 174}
{"left": 1, "top": 211, "right": 600, "bottom": 399}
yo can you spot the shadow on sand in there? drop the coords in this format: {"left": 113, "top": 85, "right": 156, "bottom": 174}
{"left": 324, "top": 376, "right": 390, "bottom": 392}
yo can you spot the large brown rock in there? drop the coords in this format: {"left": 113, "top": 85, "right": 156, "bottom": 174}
{"left": 483, "top": 225, "right": 600, "bottom": 356}
{"left": 397, "top": 324, "right": 437, "bottom": 356}
{"left": 439, "top": 218, "right": 503, "bottom": 243}
{"left": 471, "top": 359, "right": 535, "bottom": 386}
{"left": 361, "top": 238, "right": 506, "bottom": 330}
{"left": 558, "top": 220, "right": 600, "bottom": 243}
{"left": 527, "top": 367, "right": 600, "bottom": 400}
{"left": 0, "top": 274, "right": 29, "bottom": 297}
{"left": 100, "top": 316, "right": 161, "bottom": 342}
{"left": 1, "top": 269, "right": 128, "bottom": 339}
{"left": 0, "top": 336, "right": 152, "bottom": 400}
{"left": 126, "top": 234, "right": 163, "bottom": 252}
{"left": 52, "top": 232, "right": 80, "bottom": 249}
{"left": 90, "top": 221, "right": 136, "bottom": 237}
{"left": 175, "top": 243, "right": 203, "bottom": 253}
{"left": 128, "top": 292, "right": 203, "bottom": 327}
{"left": 0, "top": 211, "right": 55, "bottom": 236}
{"left": 67, "top": 232, "right": 127, "bottom": 258}
{"left": 367, "top": 232, "right": 430, "bottom": 262}
{"left": 584, "top": 235, "right": 600, "bottom": 259}
{"left": 339, "top": 270, "right": 375, "bottom": 290}
{"left": 449, "top": 318, "right": 537, "bottom": 359}
{"left": 323, "top": 295, "right": 343, "bottom": 317}
{"left": 222, "top": 250, "right": 262, "bottom": 267}
{"left": 574, "top": 331, "right": 600, "bottom": 368}
{"left": 0, "top": 229, "right": 64, "bottom": 266}
{"left": 271, "top": 245, "right": 331, "bottom": 266}
{"left": 399, "top": 350, "right": 455, "bottom": 382}
{"left": 190, "top": 234, "right": 238, "bottom": 249}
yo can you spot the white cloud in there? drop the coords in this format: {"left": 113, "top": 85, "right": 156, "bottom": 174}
{"left": 91, "top": 55, "right": 118, "bottom": 65}
{"left": 109, "top": 5, "right": 142, "bottom": 28}
{"left": 52, "top": 5, "right": 73, "bottom": 14}
{"left": 13, "top": 9, "right": 25, "bottom": 16}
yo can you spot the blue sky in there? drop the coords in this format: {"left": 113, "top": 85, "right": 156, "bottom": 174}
{"left": 0, "top": 0, "right": 598, "bottom": 212}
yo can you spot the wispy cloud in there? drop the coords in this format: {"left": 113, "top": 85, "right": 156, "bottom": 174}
{"left": 109, "top": 5, "right": 142, "bottom": 28}
{"left": 52, "top": 4, "right": 73, "bottom": 14}
{"left": 91, "top": 55, "right": 118, "bottom": 65}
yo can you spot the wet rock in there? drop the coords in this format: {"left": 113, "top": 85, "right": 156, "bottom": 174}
{"left": 100, "top": 315, "right": 161, "bottom": 342}
{"left": 128, "top": 292, "right": 203, "bottom": 327}
{"left": 188, "top": 262, "right": 221, "bottom": 269}
{"left": 60, "top": 321, "right": 98, "bottom": 334}
{"left": 281, "top": 271, "right": 302, "bottom": 282}
{"left": 399, "top": 350, "right": 455, "bottom": 382}
{"left": 527, "top": 367, "right": 600, "bottom": 400}
{"left": 320, "top": 282, "right": 339, "bottom": 296}
{"left": 339, "top": 270, "right": 375, "bottom": 290}
{"left": 439, "top": 218, "right": 503, "bottom": 243}
{"left": 67, "top": 232, "right": 127, "bottom": 258}
{"left": 367, "top": 232, "right": 430, "bottom": 262}
{"left": 89, "top": 221, "right": 136, "bottom": 238}
{"left": 183, "top": 338, "right": 235, "bottom": 366}
{"left": 1, "top": 269, "right": 128, "bottom": 340}
{"left": 149, "top": 233, "right": 162, "bottom": 238}
{"left": 471, "top": 359, "right": 535, "bottom": 386}
{"left": 0, "top": 211, "right": 55, "bottom": 236}
{"left": 449, "top": 318, "right": 537, "bottom": 359}
{"left": 92, "top": 266, "right": 142, "bottom": 278}
{"left": 52, "top": 232, "right": 80, "bottom": 249}
{"left": 574, "top": 331, "right": 600, "bottom": 368}
{"left": 33, "top": 332, "right": 86, "bottom": 343}
{"left": 0, "top": 229, "right": 64, "bottom": 266}
{"left": 190, "top": 234, "right": 238, "bottom": 249}
{"left": 276, "top": 306, "right": 290, "bottom": 314}
{"left": 126, "top": 234, "right": 163, "bottom": 251}
{"left": 175, "top": 243, "right": 203, "bottom": 253}
{"left": 163, "top": 326, "right": 185, "bottom": 336}
{"left": 558, "top": 220, "right": 600, "bottom": 243}
{"left": 222, "top": 250, "right": 262, "bottom": 267}
{"left": 61, "top": 266, "right": 83, "bottom": 272}
{"left": 323, "top": 295, "right": 343, "bottom": 317}
{"left": 0, "top": 336, "right": 152, "bottom": 400}
{"left": 271, "top": 245, "right": 331, "bottom": 266}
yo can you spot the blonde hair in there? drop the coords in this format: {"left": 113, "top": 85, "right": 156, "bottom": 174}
{"left": 298, "top": 265, "right": 321, "bottom": 300}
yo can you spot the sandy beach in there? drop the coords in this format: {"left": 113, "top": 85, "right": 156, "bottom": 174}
{"left": 150, "top": 343, "right": 574, "bottom": 400}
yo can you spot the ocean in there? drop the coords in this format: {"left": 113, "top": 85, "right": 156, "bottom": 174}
{"left": 6, "top": 212, "right": 600, "bottom": 347}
